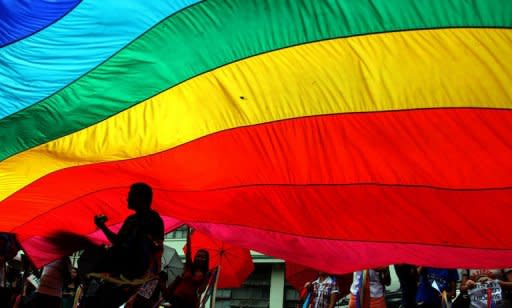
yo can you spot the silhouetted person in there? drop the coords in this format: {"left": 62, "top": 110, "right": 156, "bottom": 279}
{"left": 163, "top": 229, "right": 211, "bottom": 308}
{"left": 94, "top": 182, "right": 164, "bottom": 279}
{"left": 395, "top": 264, "right": 418, "bottom": 308}
{"left": 84, "top": 183, "right": 164, "bottom": 308}
{"left": 0, "top": 233, "right": 19, "bottom": 307}
{"left": 62, "top": 267, "right": 80, "bottom": 308}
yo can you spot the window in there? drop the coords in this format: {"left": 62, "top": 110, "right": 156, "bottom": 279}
{"left": 214, "top": 264, "right": 272, "bottom": 308}
{"left": 284, "top": 285, "right": 300, "bottom": 308}
{"left": 165, "top": 225, "right": 188, "bottom": 239}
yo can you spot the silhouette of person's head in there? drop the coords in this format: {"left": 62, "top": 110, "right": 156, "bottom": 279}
{"left": 193, "top": 249, "right": 210, "bottom": 274}
{"left": 127, "top": 182, "right": 153, "bottom": 212}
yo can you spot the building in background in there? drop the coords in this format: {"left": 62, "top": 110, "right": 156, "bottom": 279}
{"left": 165, "top": 227, "right": 299, "bottom": 308}
{"left": 165, "top": 227, "right": 401, "bottom": 308}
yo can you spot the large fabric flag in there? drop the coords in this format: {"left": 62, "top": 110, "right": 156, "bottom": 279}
{"left": 1, "top": 0, "right": 511, "bottom": 270}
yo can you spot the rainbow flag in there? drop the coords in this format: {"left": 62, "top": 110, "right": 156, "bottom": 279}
{"left": 1, "top": 0, "right": 512, "bottom": 269}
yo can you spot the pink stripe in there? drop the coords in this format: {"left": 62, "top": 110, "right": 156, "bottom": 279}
{"left": 21, "top": 217, "right": 512, "bottom": 270}
{"left": 188, "top": 222, "right": 512, "bottom": 274}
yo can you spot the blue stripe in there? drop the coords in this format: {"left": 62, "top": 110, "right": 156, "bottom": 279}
{"left": 0, "top": 0, "right": 201, "bottom": 119}
{"left": 0, "top": 0, "right": 81, "bottom": 47}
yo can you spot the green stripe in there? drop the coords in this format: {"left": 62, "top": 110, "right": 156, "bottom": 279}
{"left": 1, "top": 0, "right": 511, "bottom": 161}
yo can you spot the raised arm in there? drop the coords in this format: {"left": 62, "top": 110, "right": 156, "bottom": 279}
{"left": 185, "top": 226, "right": 193, "bottom": 267}
{"left": 460, "top": 270, "right": 475, "bottom": 292}
{"left": 94, "top": 215, "right": 118, "bottom": 244}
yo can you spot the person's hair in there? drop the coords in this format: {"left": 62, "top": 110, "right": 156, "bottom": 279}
{"left": 131, "top": 182, "right": 153, "bottom": 208}
{"left": 193, "top": 249, "right": 210, "bottom": 275}
{"left": 71, "top": 267, "right": 80, "bottom": 287}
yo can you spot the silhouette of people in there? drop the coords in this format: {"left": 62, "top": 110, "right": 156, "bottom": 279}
{"left": 125, "top": 270, "right": 169, "bottom": 308}
{"left": 61, "top": 267, "right": 80, "bottom": 308}
{"left": 163, "top": 229, "right": 211, "bottom": 308}
{"left": 94, "top": 182, "right": 164, "bottom": 279}
{"left": 395, "top": 264, "right": 418, "bottom": 308}
{"left": 79, "top": 183, "right": 164, "bottom": 308}
{"left": 0, "top": 233, "right": 20, "bottom": 307}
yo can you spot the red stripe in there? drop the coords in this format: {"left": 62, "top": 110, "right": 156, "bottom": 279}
{"left": 13, "top": 183, "right": 512, "bottom": 247}
{"left": 3, "top": 108, "right": 512, "bottom": 267}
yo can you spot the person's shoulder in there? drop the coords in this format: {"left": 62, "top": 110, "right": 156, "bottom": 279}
{"left": 125, "top": 213, "right": 138, "bottom": 221}
{"left": 121, "top": 214, "right": 138, "bottom": 228}
{"left": 149, "top": 210, "right": 164, "bottom": 222}
{"left": 149, "top": 209, "right": 161, "bottom": 217}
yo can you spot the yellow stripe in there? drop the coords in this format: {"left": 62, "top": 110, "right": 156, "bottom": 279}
{"left": 1, "top": 28, "right": 511, "bottom": 201}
